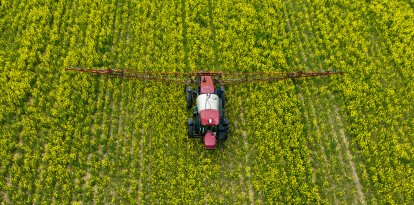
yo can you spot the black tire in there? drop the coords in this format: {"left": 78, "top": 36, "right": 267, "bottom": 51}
{"left": 221, "top": 118, "right": 229, "bottom": 130}
{"left": 219, "top": 86, "right": 226, "bottom": 108}
{"left": 188, "top": 125, "right": 194, "bottom": 138}
{"left": 218, "top": 118, "right": 229, "bottom": 140}
{"left": 218, "top": 131, "right": 228, "bottom": 141}
{"left": 187, "top": 118, "right": 195, "bottom": 138}
{"left": 185, "top": 86, "right": 193, "bottom": 108}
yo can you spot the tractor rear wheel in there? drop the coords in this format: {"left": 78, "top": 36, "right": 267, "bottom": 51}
{"left": 218, "top": 118, "right": 229, "bottom": 140}
{"left": 218, "top": 131, "right": 228, "bottom": 141}
{"left": 185, "top": 86, "right": 193, "bottom": 108}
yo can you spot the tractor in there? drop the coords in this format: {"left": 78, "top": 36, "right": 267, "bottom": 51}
{"left": 186, "top": 75, "right": 229, "bottom": 149}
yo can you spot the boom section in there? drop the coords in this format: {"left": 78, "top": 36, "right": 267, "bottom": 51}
{"left": 218, "top": 70, "right": 343, "bottom": 84}
{"left": 65, "top": 67, "right": 342, "bottom": 85}
{"left": 65, "top": 67, "right": 196, "bottom": 84}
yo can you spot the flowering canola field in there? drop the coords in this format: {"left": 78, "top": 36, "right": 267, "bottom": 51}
{"left": 1, "top": 0, "right": 413, "bottom": 204}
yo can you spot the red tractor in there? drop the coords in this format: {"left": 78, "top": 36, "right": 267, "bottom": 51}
{"left": 66, "top": 68, "right": 342, "bottom": 149}
{"left": 186, "top": 74, "right": 229, "bottom": 149}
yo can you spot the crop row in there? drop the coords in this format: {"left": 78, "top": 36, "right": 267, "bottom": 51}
{"left": 1, "top": 0, "right": 413, "bottom": 204}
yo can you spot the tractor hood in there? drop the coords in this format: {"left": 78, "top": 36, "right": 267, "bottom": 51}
{"left": 196, "top": 94, "right": 220, "bottom": 126}
{"left": 203, "top": 131, "right": 217, "bottom": 149}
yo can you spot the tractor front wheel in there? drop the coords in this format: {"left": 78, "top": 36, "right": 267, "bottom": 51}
{"left": 219, "top": 86, "right": 226, "bottom": 108}
{"left": 185, "top": 86, "right": 193, "bottom": 108}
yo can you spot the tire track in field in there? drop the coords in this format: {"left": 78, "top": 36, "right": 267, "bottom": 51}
{"left": 333, "top": 106, "right": 366, "bottom": 205}
{"left": 300, "top": 90, "right": 338, "bottom": 203}
{"left": 283, "top": 1, "right": 339, "bottom": 203}
{"left": 103, "top": 33, "right": 119, "bottom": 203}
{"left": 2, "top": 176, "right": 11, "bottom": 203}
{"left": 115, "top": 11, "right": 128, "bottom": 156}
{"left": 115, "top": 80, "right": 123, "bottom": 152}
{"left": 100, "top": 79, "right": 114, "bottom": 201}
{"left": 87, "top": 67, "right": 110, "bottom": 202}
{"left": 232, "top": 100, "right": 244, "bottom": 203}
{"left": 120, "top": 3, "right": 136, "bottom": 200}
{"left": 318, "top": 94, "right": 362, "bottom": 204}
{"left": 283, "top": 0, "right": 330, "bottom": 187}
{"left": 215, "top": 127, "right": 232, "bottom": 202}
{"left": 297, "top": 3, "right": 367, "bottom": 204}
{"left": 286, "top": 0, "right": 367, "bottom": 204}
{"left": 326, "top": 107, "right": 349, "bottom": 181}
{"left": 108, "top": 0, "right": 121, "bottom": 142}
{"left": 92, "top": 77, "right": 110, "bottom": 202}
{"left": 103, "top": 6, "right": 124, "bottom": 201}
{"left": 110, "top": 3, "right": 133, "bottom": 200}
{"left": 112, "top": 80, "right": 124, "bottom": 201}
{"left": 124, "top": 3, "right": 145, "bottom": 200}
{"left": 238, "top": 96, "right": 255, "bottom": 205}
{"left": 85, "top": 76, "right": 103, "bottom": 197}
{"left": 95, "top": 44, "right": 115, "bottom": 203}
{"left": 92, "top": 0, "right": 120, "bottom": 201}
{"left": 98, "top": 0, "right": 118, "bottom": 157}
{"left": 122, "top": 81, "right": 134, "bottom": 198}
{"left": 221, "top": 89, "right": 237, "bottom": 203}
{"left": 137, "top": 86, "right": 146, "bottom": 204}
{"left": 124, "top": 81, "right": 140, "bottom": 201}
{"left": 297, "top": 93, "right": 321, "bottom": 184}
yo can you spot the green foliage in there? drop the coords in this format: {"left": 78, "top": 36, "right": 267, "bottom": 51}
{"left": 1, "top": 0, "right": 413, "bottom": 204}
